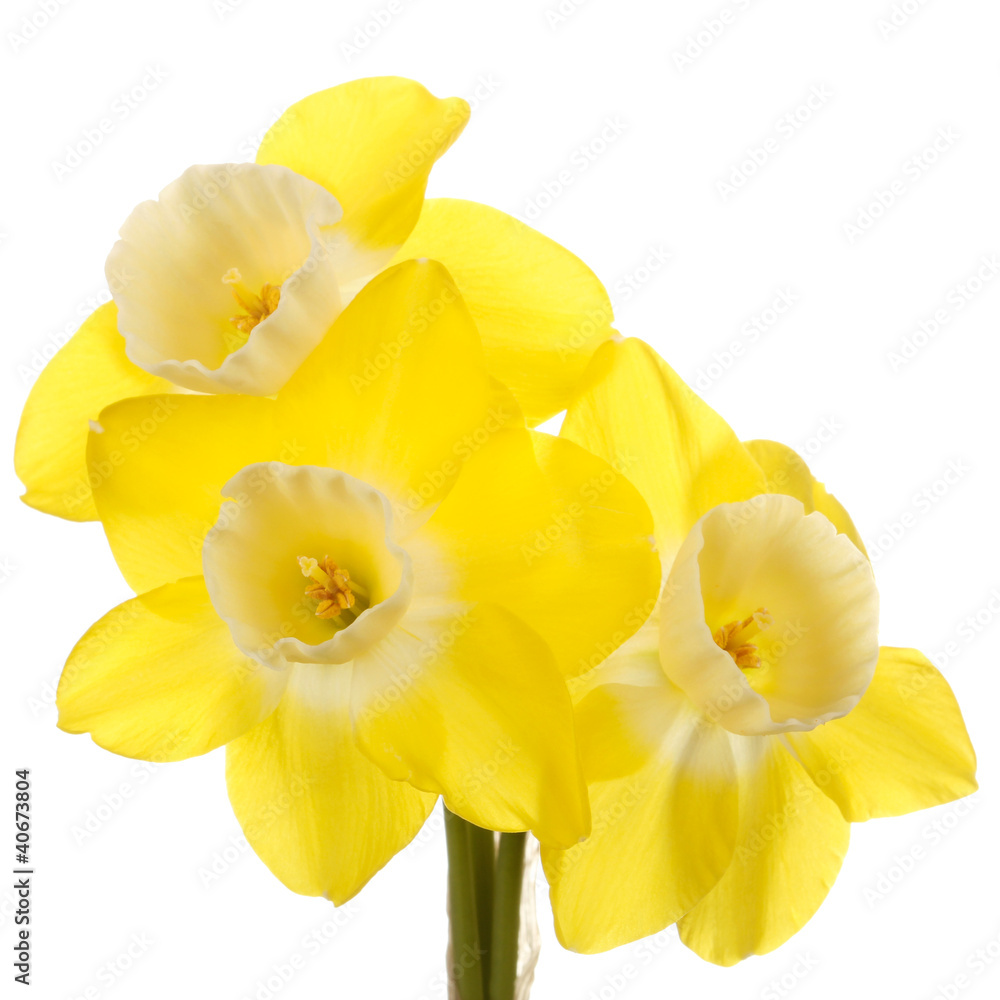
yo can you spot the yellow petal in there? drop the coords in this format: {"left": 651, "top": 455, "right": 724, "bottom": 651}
{"left": 543, "top": 669, "right": 739, "bottom": 953}
{"left": 277, "top": 259, "right": 500, "bottom": 525}
{"left": 787, "top": 647, "right": 977, "bottom": 821}
{"left": 57, "top": 576, "right": 286, "bottom": 761}
{"left": 562, "top": 338, "right": 767, "bottom": 560}
{"left": 88, "top": 394, "right": 280, "bottom": 593}
{"left": 15, "top": 302, "right": 174, "bottom": 521}
{"left": 743, "top": 439, "right": 867, "bottom": 556}
{"left": 391, "top": 199, "right": 616, "bottom": 426}
{"left": 257, "top": 77, "right": 469, "bottom": 253}
{"left": 407, "top": 427, "right": 660, "bottom": 679}
{"left": 567, "top": 616, "right": 663, "bottom": 703}
{"left": 226, "top": 663, "right": 436, "bottom": 902}
{"left": 351, "top": 601, "right": 589, "bottom": 849}
{"left": 678, "top": 735, "right": 850, "bottom": 966}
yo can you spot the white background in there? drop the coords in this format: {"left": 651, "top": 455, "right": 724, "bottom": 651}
{"left": 2, "top": 0, "right": 999, "bottom": 997}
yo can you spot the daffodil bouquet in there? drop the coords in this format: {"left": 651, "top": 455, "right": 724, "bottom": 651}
{"left": 16, "top": 78, "right": 976, "bottom": 999}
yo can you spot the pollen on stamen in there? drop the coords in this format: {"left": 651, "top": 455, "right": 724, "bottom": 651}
{"left": 298, "top": 555, "right": 368, "bottom": 620}
{"left": 713, "top": 607, "right": 773, "bottom": 669}
{"left": 222, "top": 267, "right": 282, "bottom": 345}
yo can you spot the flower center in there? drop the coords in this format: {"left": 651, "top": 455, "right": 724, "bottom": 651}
{"left": 204, "top": 464, "right": 413, "bottom": 668}
{"left": 108, "top": 163, "right": 346, "bottom": 395}
{"left": 712, "top": 607, "right": 773, "bottom": 670}
{"left": 298, "top": 555, "right": 369, "bottom": 622}
{"left": 222, "top": 267, "right": 282, "bottom": 351}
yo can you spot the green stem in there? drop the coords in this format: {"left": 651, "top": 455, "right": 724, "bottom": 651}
{"left": 444, "top": 807, "right": 488, "bottom": 1000}
{"left": 489, "top": 832, "right": 527, "bottom": 1000}
{"left": 469, "top": 823, "right": 496, "bottom": 988}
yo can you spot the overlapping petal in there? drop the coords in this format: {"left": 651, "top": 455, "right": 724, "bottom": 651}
{"left": 562, "top": 338, "right": 767, "bottom": 560}
{"left": 743, "top": 439, "right": 867, "bottom": 556}
{"left": 677, "top": 735, "right": 850, "bottom": 966}
{"left": 787, "top": 647, "right": 977, "bottom": 821}
{"left": 392, "top": 199, "right": 616, "bottom": 425}
{"left": 88, "top": 394, "right": 280, "bottom": 593}
{"left": 16, "top": 302, "right": 174, "bottom": 521}
{"left": 406, "top": 426, "right": 660, "bottom": 678}
{"left": 87, "top": 259, "right": 506, "bottom": 594}
{"left": 543, "top": 663, "right": 739, "bottom": 953}
{"left": 276, "top": 259, "right": 503, "bottom": 525}
{"left": 351, "top": 601, "right": 589, "bottom": 848}
{"left": 30, "top": 66, "right": 976, "bottom": 968}
{"left": 57, "top": 576, "right": 286, "bottom": 761}
{"left": 226, "top": 663, "right": 436, "bottom": 902}
{"left": 256, "top": 77, "right": 469, "bottom": 256}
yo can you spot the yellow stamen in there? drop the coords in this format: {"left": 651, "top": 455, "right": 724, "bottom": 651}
{"left": 297, "top": 556, "right": 368, "bottom": 620}
{"left": 222, "top": 267, "right": 282, "bottom": 349}
{"left": 713, "top": 608, "right": 773, "bottom": 669}
{"left": 733, "top": 645, "right": 761, "bottom": 669}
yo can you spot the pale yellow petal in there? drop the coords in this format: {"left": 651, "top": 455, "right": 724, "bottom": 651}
{"left": 661, "top": 495, "right": 879, "bottom": 736}
{"left": 57, "top": 577, "right": 286, "bottom": 761}
{"left": 787, "top": 647, "right": 977, "bottom": 821}
{"left": 16, "top": 302, "right": 174, "bottom": 521}
{"left": 257, "top": 77, "right": 469, "bottom": 253}
{"left": 678, "top": 735, "right": 850, "bottom": 966}
{"left": 392, "top": 198, "right": 616, "bottom": 426}
{"left": 562, "top": 338, "right": 767, "bottom": 559}
{"left": 226, "top": 663, "right": 436, "bottom": 903}
{"left": 109, "top": 164, "right": 345, "bottom": 395}
{"left": 351, "top": 601, "right": 589, "bottom": 849}
{"left": 202, "top": 462, "right": 413, "bottom": 670}
{"left": 543, "top": 670, "right": 738, "bottom": 953}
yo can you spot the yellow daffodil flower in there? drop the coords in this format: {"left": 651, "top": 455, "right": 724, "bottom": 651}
{"left": 541, "top": 337, "right": 977, "bottom": 965}
{"left": 55, "top": 261, "right": 660, "bottom": 903}
{"left": 16, "top": 76, "right": 618, "bottom": 522}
